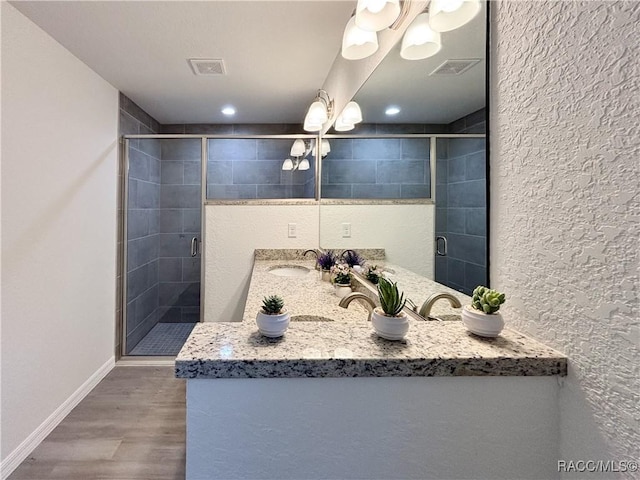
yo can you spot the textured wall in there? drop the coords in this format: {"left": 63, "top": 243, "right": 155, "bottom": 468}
{"left": 187, "top": 377, "right": 560, "bottom": 480}
{"left": 491, "top": 0, "right": 639, "bottom": 472}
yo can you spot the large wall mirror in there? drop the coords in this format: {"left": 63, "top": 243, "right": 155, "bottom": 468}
{"left": 319, "top": 1, "right": 488, "bottom": 296}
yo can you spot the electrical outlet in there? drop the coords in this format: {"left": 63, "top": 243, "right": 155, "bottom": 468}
{"left": 342, "top": 222, "right": 351, "bottom": 238}
{"left": 288, "top": 223, "right": 297, "bottom": 238}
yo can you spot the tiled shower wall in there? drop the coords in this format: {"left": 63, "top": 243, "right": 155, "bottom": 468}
{"left": 321, "top": 137, "right": 432, "bottom": 199}
{"left": 207, "top": 138, "right": 315, "bottom": 200}
{"left": 118, "top": 94, "right": 162, "bottom": 354}
{"left": 435, "top": 108, "right": 487, "bottom": 295}
{"left": 158, "top": 139, "right": 202, "bottom": 323}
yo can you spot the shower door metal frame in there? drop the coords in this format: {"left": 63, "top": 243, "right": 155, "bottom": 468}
{"left": 120, "top": 134, "right": 209, "bottom": 358}
{"left": 119, "top": 133, "right": 321, "bottom": 358}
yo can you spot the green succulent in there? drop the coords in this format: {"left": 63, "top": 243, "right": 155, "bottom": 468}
{"left": 471, "top": 286, "right": 506, "bottom": 314}
{"left": 377, "top": 277, "right": 406, "bottom": 317}
{"left": 261, "top": 295, "right": 285, "bottom": 315}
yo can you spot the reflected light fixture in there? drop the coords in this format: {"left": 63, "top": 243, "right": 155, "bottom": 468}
{"left": 298, "top": 158, "right": 310, "bottom": 171}
{"left": 429, "top": 0, "right": 481, "bottom": 32}
{"left": 341, "top": 16, "right": 379, "bottom": 60}
{"left": 355, "top": 0, "right": 401, "bottom": 32}
{"left": 290, "top": 139, "right": 306, "bottom": 157}
{"left": 312, "top": 139, "right": 331, "bottom": 158}
{"left": 385, "top": 106, "right": 401, "bottom": 116}
{"left": 334, "top": 101, "right": 363, "bottom": 132}
{"left": 400, "top": 13, "right": 442, "bottom": 60}
{"left": 282, "top": 158, "right": 294, "bottom": 171}
{"left": 303, "top": 90, "right": 334, "bottom": 132}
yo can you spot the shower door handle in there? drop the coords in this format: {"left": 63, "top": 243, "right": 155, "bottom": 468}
{"left": 191, "top": 237, "right": 199, "bottom": 257}
{"left": 436, "top": 236, "right": 448, "bottom": 256}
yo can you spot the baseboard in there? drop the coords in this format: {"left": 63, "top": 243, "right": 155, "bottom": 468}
{"left": 1, "top": 356, "right": 115, "bottom": 479}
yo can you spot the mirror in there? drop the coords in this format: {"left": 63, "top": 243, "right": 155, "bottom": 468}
{"left": 319, "top": 1, "right": 487, "bottom": 296}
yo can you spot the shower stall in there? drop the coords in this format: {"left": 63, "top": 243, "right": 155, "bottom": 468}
{"left": 123, "top": 137, "right": 203, "bottom": 356}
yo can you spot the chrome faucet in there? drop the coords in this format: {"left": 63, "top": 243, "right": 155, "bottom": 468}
{"left": 339, "top": 293, "right": 377, "bottom": 321}
{"left": 303, "top": 249, "right": 319, "bottom": 269}
{"left": 418, "top": 293, "right": 462, "bottom": 320}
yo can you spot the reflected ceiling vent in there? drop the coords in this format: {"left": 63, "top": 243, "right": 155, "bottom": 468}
{"left": 188, "top": 58, "right": 226, "bottom": 76}
{"left": 430, "top": 59, "right": 480, "bottom": 76}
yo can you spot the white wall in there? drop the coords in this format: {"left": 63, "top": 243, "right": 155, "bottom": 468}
{"left": 205, "top": 204, "right": 319, "bottom": 322}
{"left": 320, "top": 203, "right": 434, "bottom": 278}
{"left": 491, "top": 0, "right": 640, "bottom": 474}
{"left": 187, "top": 376, "right": 560, "bottom": 480}
{"left": 1, "top": 3, "right": 118, "bottom": 476}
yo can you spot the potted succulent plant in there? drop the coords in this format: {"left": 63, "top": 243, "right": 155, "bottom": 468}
{"left": 317, "top": 250, "right": 338, "bottom": 281}
{"left": 461, "top": 286, "right": 506, "bottom": 337}
{"left": 365, "top": 264, "right": 383, "bottom": 285}
{"left": 256, "top": 295, "right": 290, "bottom": 338}
{"left": 371, "top": 277, "right": 409, "bottom": 340}
{"left": 331, "top": 262, "right": 352, "bottom": 298}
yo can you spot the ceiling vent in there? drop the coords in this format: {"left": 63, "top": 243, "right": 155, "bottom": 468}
{"left": 430, "top": 59, "right": 480, "bottom": 76}
{"left": 188, "top": 59, "right": 226, "bottom": 76}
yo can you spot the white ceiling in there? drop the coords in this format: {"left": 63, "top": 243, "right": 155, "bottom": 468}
{"left": 11, "top": 0, "right": 486, "bottom": 126}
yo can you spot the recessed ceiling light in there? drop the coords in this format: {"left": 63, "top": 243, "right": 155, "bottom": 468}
{"left": 221, "top": 106, "right": 236, "bottom": 116}
{"left": 385, "top": 106, "right": 401, "bottom": 116}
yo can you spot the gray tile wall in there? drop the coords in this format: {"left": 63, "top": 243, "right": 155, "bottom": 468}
{"left": 119, "top": 94, "right": 162, "bottom": 354}
{"left": 321, "top": 137, "right": 431, "bottom": 199}
{"left": 435, "top": 108, "right": 487, "bottom": 295}
{"left": 158, "top": 139, "right": 202, "bottom": 323}
{"left": 206, "top": 137, "right": 315, "bottom": 200}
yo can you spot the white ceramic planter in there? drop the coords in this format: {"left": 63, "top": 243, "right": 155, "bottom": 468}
{"left": 334, "top": 284, "right": 352, "bottom": 298}
{"left": 371, "top": 308, "right": 409, "bottom": 340}
{"left": 461, "top": 305, "right": 504, "bottom": 337}
{"left": 256, "top": 309, "right": 290, "bottom": 338}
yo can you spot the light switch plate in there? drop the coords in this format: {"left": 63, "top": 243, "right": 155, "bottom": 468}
{"left": 342, "top": 223, "right": 351, "bottom": 238}
{"left": 288, "top": 223, "right": 297, "bottom": 238}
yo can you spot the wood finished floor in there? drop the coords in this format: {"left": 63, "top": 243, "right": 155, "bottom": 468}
{"left": 9, "top": 366, "right": 186, "bottom": 480}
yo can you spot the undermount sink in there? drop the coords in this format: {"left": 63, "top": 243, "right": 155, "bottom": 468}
{"left": 268, "top": 265, "right": 310, "bottom": 278}
{"left": 291, "top": 315, "right": 333, "bottom": 322}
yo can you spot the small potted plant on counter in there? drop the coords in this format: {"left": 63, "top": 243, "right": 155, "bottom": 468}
{"left": 331, "top": 262, "right": 352, "bottom": 298}
{"left": 371, "top": 277, "right": 409, "bottom": 340}
{"left": 317, "top": 250, "right": 337, "bottom": 281}
{"left": 461, "top": 286, "right": 506, "bottom": 337}
{"left": 256, "top": 295, "right": 290, "bottom": 338}
{"left": 365, "top": 265, "right": 383, "bottom": 284}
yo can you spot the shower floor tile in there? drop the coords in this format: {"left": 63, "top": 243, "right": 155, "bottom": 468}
{"left": 129, "top": 322, "right": 196, "bottom": 356}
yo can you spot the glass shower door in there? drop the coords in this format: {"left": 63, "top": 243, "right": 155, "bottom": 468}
{"left": 124, "top": 137, "right": 202, "bottom": 356}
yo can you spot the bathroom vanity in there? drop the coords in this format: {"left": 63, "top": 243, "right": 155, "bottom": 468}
{"left": 176, "top": 250, "right": 567, "bottom": 480}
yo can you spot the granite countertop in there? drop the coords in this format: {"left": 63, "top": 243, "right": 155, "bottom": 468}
{"left": 176, "top": 250, "right": 567, "bottom": 379}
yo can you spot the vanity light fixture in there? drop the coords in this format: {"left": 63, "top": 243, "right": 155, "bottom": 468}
{"left": 341, "top": 16, "right": 379, "bottom": 60}
{"left": 400, "top": 13, "right": 442, "bottom": 60}
{"left": 355, "top": 0, "right": 401, "bottom": 32}
{"left": 303, "top": 89, "right": 334, "bottom": 132}
{"left": 333, "top": 101, "right": 363, "bottom": 132}
{"left": 282, "top": 158, "right": 294, "bottom": 171}
{"left": 428, "top": 0, "right": 481, "bottom": 32}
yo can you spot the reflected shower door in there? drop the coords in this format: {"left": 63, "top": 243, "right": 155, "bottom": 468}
{"left": 434, "top": 137, "right": 487, "bottom": 295}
